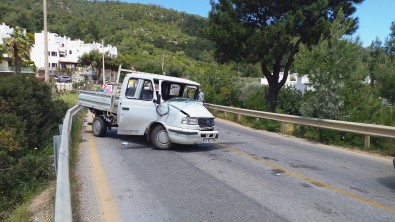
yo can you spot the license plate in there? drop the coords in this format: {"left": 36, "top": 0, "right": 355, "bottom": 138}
{"left": 203, "top": 138, "right": 216, "bottom": 143}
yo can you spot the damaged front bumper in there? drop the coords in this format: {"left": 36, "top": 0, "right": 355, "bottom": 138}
{"left": 165, "top": 125, "right": 219, "bottom": 145}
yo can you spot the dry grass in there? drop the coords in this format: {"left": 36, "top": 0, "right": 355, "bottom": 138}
{"left": 8, "top": 183, "right": 55, "bottom": 222}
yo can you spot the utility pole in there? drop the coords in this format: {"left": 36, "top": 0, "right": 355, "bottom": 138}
{"left": 161, "top": 49, "right": 165, "bottom": 75}
{"left": 44, "top": 0, "right": 49, "bottom": 82}
{"left": 102, "top": 40, "right": 105, "bottom": 85}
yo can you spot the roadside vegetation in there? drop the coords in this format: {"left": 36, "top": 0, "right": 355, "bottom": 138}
{"left": 58, "top": 94, "right": 79, "bottom": 109}
{"left": 0, "top": 76, "right": 68, "bottom": 220}
{"left": 0, "top": 78, "right": 83, "bottom": 220}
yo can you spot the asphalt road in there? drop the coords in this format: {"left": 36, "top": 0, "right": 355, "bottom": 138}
{"left": 77, "top": 117, "right": 395, "bottom": 222}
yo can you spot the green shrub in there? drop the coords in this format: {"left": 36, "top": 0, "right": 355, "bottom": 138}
{"left": 251, "top": 119, "right": 280, "bottom": 132}
{"left": 238, "top": 82, "right": 268, "bottom": 111}
{"left": 0, "top": 75, "right": 68, "bottom": 148}
{"left": 0, "top": 75, "right": 68, "bottom": 219}
{"left": 277, "top": 86, "right": 303, "bottom": 115}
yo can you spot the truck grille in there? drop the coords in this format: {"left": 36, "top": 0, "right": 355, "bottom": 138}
{"left": 198, "top": 118, "right": 215, "bottom": 128}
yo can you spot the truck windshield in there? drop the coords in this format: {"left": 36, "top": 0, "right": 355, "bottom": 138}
{"left": 161, "top": 81, "right": 198, "bottom": 101}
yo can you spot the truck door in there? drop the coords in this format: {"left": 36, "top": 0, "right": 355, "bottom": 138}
{"left": 117, "top": 77, "right": 157, "bottom": 135}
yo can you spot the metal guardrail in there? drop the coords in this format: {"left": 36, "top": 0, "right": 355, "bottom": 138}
{"left": 54, "top": 105, "right": 82, "bottom": 222}
{"left": 205, "top": 103, "right": 395, "bottom": 149}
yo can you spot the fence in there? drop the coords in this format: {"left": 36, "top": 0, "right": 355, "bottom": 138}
{"left": 56, "top": 82, "right": 73, "bottom": 92}
{"left": 205, "top": 103, "right": 395, "bottom": 149}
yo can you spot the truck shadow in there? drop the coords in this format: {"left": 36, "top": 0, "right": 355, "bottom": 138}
{"left": 376, "top": 176, "right": 395, "bottom": 191}
{"left": 172, "top": 144, "right": 218, "bottom": 153}
{"left": 111, "top": 131, "right": 152, "bottom": 149}
{"left": 105, "top": 129, "right": 219, "bottom": 152}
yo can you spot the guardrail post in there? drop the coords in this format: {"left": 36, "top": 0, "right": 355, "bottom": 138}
{"left": 280, "top": 122, "right": 285, "bottom": 134}
{"left": 364, "top": 135, "right": 370, "bottom": 149}
{"left": 237, "top": 114, "right": 241, "bottom": 122}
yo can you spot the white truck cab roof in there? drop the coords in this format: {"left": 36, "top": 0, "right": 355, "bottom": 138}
{"left": 125, "top": 72, "right": 200, "bottom": 86}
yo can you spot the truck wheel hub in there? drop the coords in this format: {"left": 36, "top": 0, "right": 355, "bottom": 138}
{"left": 93, "top": 121, "right": 100, "bottom": 133}
{"left": 157, "top": 130, "right": 170, "bottom": 145}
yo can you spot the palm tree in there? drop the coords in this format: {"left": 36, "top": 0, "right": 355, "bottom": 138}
{"left": 3, "top": 27, "right": 33, "bottom": 75}
{"left": 0, "top": 43, "right": 5, "bottom": 61}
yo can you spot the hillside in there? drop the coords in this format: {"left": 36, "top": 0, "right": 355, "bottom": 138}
{"left": 0, "top": 0, "right": 228, "bottom": 76}
{"left": 0, "top": 0, "right": 265, "bottom": 113}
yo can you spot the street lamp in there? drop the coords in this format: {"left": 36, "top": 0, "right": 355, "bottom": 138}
{"left": 102, "top": 40, "right": 105, "bottom": 85}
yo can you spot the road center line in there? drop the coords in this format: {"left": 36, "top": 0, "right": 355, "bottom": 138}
{"left": 87, "top": 134, "right": 122, "bottom": 222}
{"left": 218, "top": 143, "right": 395, "bottom": 214}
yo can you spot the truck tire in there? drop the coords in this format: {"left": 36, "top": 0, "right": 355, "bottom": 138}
{"left": 92, "top": 116, "right": 107, "bottom": 137}
{"left": 151, "top": 125, "right": 172, "bottom": 150}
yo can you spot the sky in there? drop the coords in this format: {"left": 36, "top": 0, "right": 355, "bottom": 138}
{"left": 123, "top": 0, "right": 394, "bottom": 47}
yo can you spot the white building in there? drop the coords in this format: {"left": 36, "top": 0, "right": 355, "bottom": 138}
{"left": 261, "top": 72, "right": 310, "bottom": 92}
{"left": 1, "top": 23, "right": 118, "bottom": 73}
{"left": 30, "top": 31, "right": 118, "bottom": 71}
{"left": 0, "top": 23, "right": 13, "bottom": 71}
{"left": 0, "top": 23, "right": 13, "bottom": 44}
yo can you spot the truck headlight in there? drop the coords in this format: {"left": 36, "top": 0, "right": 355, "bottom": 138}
{"left": 181, "top": 117, "right": 198, "bottom": 125}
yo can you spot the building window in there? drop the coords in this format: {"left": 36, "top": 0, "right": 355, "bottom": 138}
{"left": 52, "top": 63, "right": 57, "bottom": 68}
{"left": 51, "top": 51, "right": 57, "bottom": 56}
{"left": 69, "top": 50, "right": 72, "bottom": 55}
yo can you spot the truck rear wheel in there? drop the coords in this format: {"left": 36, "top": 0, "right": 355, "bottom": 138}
{"left": 151, "top": 125, "right": 172, "bottom": 150}
{"left": 92, "top": 116, "right": 107, "bottom": 137}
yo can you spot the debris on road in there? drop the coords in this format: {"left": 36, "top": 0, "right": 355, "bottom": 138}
{"left": 271, "top": 168, "right": 285, "bottom": 176}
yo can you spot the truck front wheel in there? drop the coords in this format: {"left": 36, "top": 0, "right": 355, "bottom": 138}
{"left": 92, "top": 116, "right": 107, "bottom": 137}
{"left": 151, "top": 125, "right": 172, "bottom": 150}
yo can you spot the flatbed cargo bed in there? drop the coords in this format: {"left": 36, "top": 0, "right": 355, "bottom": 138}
{"left": 78, "top": 90, "right": 119, "bottom": 114}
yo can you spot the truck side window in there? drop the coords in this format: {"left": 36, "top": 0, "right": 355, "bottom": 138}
{"left": 126, "top": 78, "right": 138, "bottom": 98}
{"left": 140, "top": 80, "right": 153, "bottom": 101}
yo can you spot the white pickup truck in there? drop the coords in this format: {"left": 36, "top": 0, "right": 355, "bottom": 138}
{"left": 78, "top": 69, "right": 218, "bottom": 149}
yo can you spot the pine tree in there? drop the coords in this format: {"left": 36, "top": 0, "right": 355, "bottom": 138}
{"left": 207, "top": 0, "right": 363, "bottom": 112}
